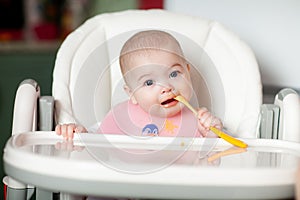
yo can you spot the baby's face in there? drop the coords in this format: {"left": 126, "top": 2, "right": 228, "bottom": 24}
{"left": 123, "top": 50, "right": 193, "bottom": 118}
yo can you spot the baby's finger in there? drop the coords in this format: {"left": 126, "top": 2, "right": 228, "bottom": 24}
{"left": 197, "top": 107, "right": 208, "bottom": 118}
{"left": 75, "top": 125, "right": 86, "bottom": 133}
{"left": 55, "top": 125, "right": 62, "bottom": 135}
{"left": 211, "top": 117, "right": 223, "bottom": 130}
{"left": 60, "top": 124, "right": 68, "bottom": 139}
{"left": 198, "top": 123, "right": 208, "bottom": 137}
{"left": 202, "top": 115, "right": 213, "bottom": 129}
{"left": 67, "top": 125, "right": 76, "bottom": 140}
{"left": 199, "top": 111, "right": 211, "bottom": 125}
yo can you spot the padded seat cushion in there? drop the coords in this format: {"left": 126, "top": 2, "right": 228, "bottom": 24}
{"left": 53, "top": 9, "right": 262, "bottom": 138}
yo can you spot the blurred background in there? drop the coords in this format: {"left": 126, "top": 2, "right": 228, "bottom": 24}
{"left": 0, "top": 0, "right": 299, "bottom": 197}
{"left": 0, "top": 0, "right": 164, "bottom": 41}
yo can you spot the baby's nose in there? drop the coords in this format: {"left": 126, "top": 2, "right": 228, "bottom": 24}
{"left": 161, "top": 85, "right": 173, "bottom": 94}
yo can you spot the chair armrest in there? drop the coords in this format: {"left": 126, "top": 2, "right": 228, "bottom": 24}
{"left": 275, "top": 88, "right": 300, "bottom": 142}
{"left": 260, "top": 88, "right": 300, "bottom": 142}
{"left": 12, "top": 79, "right": 40, "bottom": 135}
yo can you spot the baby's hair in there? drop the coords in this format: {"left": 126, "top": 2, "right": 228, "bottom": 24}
{"left": 119, "top": 30, "right": 185, "bottom": 74}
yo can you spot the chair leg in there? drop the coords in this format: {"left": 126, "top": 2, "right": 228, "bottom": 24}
{"left": 4, "top": 177, "right": 27, "bottom": 200}
{"left": 36, "top": 188, "right": 54, "bottom": 200}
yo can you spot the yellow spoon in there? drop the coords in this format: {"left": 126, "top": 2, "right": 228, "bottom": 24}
{"left": 174, "top": 95, "right": 248, "bottom": 148}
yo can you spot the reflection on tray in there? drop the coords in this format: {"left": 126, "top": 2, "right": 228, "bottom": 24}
{"left": 14, "top": 132, "right": 300, "bottom": 174}
{"left": 207, "top": 147, "right": 247, "bottom": 163}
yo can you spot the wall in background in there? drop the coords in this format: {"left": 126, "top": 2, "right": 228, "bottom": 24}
{"left": 165, "top": 0, "right": 300, "bottom": 90}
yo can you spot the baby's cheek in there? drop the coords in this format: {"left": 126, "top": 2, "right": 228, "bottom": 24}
{"left": 178, "top": 86, "right": 193, "bottom": 100}
{"left": 185, "top": 83, "right": 194, "bottom": 99}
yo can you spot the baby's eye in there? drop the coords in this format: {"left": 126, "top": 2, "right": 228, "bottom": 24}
{"left": 169, "top": 70, "right": 180, "bottom": 78}
{"left": 144, "top": 79, "right": 154, "bottom": 86}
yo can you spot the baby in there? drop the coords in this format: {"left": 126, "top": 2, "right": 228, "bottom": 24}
{"left": 56, "top": 30, "right": 223, "bottom": 139}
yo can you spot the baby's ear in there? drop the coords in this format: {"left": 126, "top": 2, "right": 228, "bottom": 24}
{"left": 123, "top": 85, "right": 138, "bottom": 104}
{"left": 186, "top": 63, "right": 191, "bottom": 71}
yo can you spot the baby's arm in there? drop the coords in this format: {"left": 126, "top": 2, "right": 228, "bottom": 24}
{"left": 55, "top": 123, "right": 87, "bottom": 140}
{"left": 197, "top": 107, "right": 223, "bottom": 137}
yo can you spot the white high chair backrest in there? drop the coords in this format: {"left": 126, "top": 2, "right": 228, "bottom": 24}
{"left": 53, "top": 9, "right": 262, "bottom": 138}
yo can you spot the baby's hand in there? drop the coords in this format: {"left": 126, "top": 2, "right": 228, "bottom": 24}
{"left": 55, "top": 123, "right": 87, "bottom": 140}
{"left": 197, "top": 107, "right": 223, "bottom": 137}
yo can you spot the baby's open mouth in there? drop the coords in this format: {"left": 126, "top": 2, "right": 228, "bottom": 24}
{"left": 161, "top": 98, "right": 177, "bottom": 106}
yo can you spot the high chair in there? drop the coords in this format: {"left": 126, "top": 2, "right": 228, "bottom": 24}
{"left": 3, "top": 9, "right": 300, "bottom": 200}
